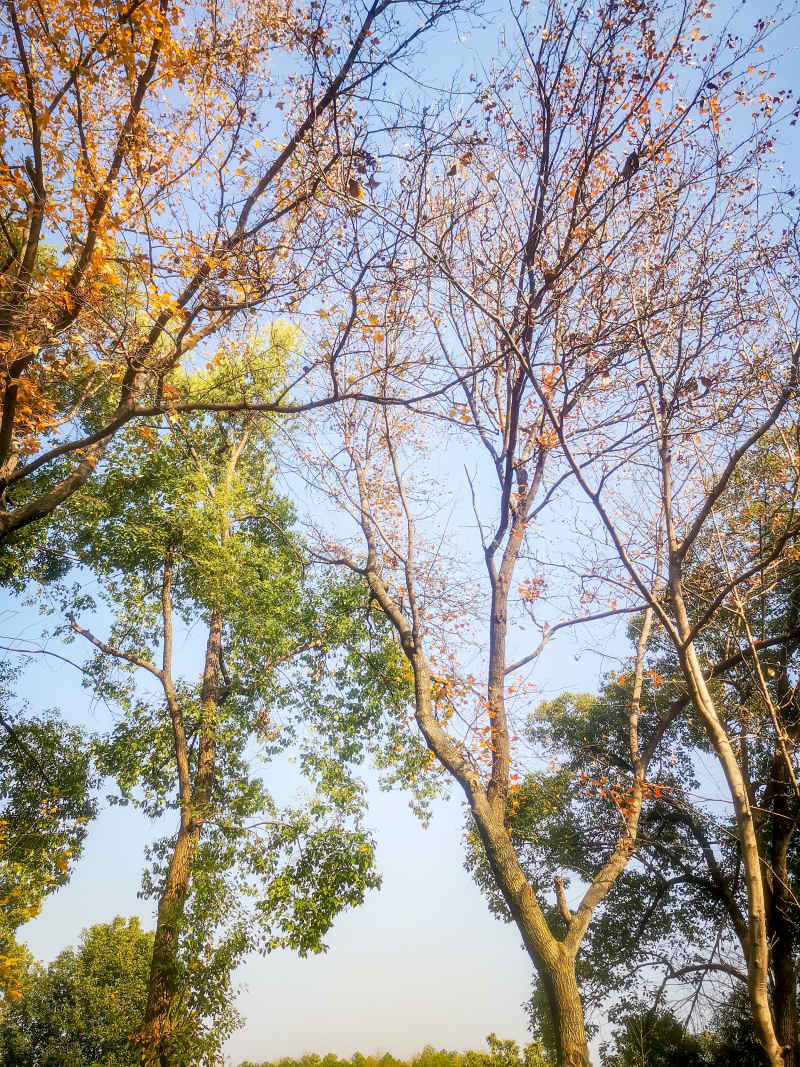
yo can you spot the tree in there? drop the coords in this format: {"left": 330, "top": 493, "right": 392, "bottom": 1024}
{"left": 304, "top": 1, "right": 795, "bottom": 1063}
{"left": 599, "top": 995, "right": 767, "bottom": 1067}
{"left": 525, "top": 153, "right": 799, "bottom": 1062}
{"left": 41, "top": 342, "right": 430, "bottom": 1064}
{"left": 0, "top": 0, "right": 465, "bottom": 544}
{"left": 0, "top": 668, "right": 96, "bottom": 1001}
{"left": 601, "top": 1007, "right": 708, "bottom": 1067}
{"left": 600, "top": 1005, "right": 709, "bottom": 1067}
{"left": 239, "top": 1036, "right": 553, "bottom": 1067}
{"left": 1, "top": 0, "right": 470, "bottom": 1037}
{"left": 512, "top": 440, "right": 800, "bottom": 1063}
{"left": 0, "top": 916, "right": 153, "bottom": 1067}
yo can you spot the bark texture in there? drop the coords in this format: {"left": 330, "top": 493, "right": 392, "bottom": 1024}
{"left": 137, "top": 605, "right": 224, "bottom": 1065}
{"left": 141, "top": 821, "right": 203, "bottom": 1066}
{"left": 470, "top": 792, "right": 591, "bottom": 1067}
{"left": 677, "top": 638, "right": 785, "bottom": 1067}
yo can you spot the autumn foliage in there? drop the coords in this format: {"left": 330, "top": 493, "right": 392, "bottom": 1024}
{"left": 0, "top": 0, "right": 462, "bottom": 539}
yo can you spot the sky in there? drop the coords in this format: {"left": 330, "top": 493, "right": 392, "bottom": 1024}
{"left": 20, "top": 773, "right": 537, "bottom": 1064}
{"left": 1, "top": 447, "right": 621, "bottom": 1067}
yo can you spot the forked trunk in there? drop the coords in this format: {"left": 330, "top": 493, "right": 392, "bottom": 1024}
{"left": 471, "top": 800, "right": 591, "bottom": 1067}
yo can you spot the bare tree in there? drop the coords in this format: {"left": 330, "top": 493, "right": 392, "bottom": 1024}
{"left": 522, "top": 104, "right": 799, "bottom": 1067}
{"left": 303, "top": 0, "right": 798, "bottom": 1061}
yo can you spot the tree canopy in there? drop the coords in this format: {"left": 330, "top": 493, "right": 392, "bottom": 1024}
{"left": 0, "top": 917, "right": 153, "bottom": 1067}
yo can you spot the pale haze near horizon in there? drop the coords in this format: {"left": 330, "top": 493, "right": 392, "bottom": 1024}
{"left": 21, "top": 759, "right": 537, "bottom": 1064}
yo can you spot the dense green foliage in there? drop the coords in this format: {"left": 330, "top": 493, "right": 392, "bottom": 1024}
{"left": 0, "top": 668, "right": 95, "bottom": 999}
{"left": 240, "top": 1035, "right": 554, "bottom": 1067}
{"left": 0, "top": 917, "right": 152, "bottom": 1066}
{"left": 599, "top": 1000, "right": 765, "bottom": 1066}
{"left": 9, "top": 340, "right": 438, "bottom": 1059}
{"left": 234, "top": 1011, "right": 765, "bottom": 1067}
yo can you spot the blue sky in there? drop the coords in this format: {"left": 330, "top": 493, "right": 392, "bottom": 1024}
{"left": 3, "top": 486, "right": 626, "bottom": 1065}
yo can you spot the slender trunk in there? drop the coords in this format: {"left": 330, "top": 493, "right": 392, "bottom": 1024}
{"left": 485, "top": 574, "right": 511, "bottom": 815}
{"left": 679, "top": 642, "right": 785, "bottom": 1067}
{"left": 139, "top": 817, "right": 203, "bottom": 1066}
{"left": 138, "top": 609, "right": 223, "bottom": 1066}
{"left": 661, "top": 415, "right": 788, "bottom": 1066}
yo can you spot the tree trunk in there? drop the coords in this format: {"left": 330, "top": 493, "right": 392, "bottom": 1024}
{"left": 538, "top": 949, "right": 591, "bottom": 1067}
{"left": 138, "top": 818, "right": 202, "bottom": 1066}
{"left": 364, "top": 564, "right": 593, "bottom": 1067}
{"left": 137, "top": 609, "right": 223, "bottom": 1066}
{"left": 773, "top": 938, "right": 797, "bottom": 1067}
{"left": 678, "top": 642, "right": 785, "bottom": 1067}
{"left": 470, "top": 798, "right": 591, "bottom": 1067}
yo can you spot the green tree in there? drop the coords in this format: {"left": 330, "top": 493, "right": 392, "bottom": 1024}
{"left": 0, "top": 668, "right": 96, "bottom": 999}
{"left": 0, "top": 916, "right": 153, "bottom": 1066}
{"left": 39, "top": 336, "right": 429, "bottom": 1065}
{"left": 497, "top": 436, "right": 800, "bottom": 1063}
{"left": 240, "top": 1038, "right": 553, "bottom": 1067}
{"left": 600, "top": 995, "right": 767, "bottom": 1067}
{"left": 600, "top": 1005, "right": 708, "bottom": 1067}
